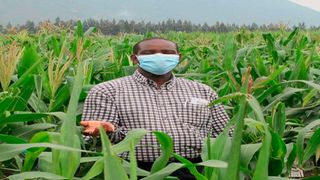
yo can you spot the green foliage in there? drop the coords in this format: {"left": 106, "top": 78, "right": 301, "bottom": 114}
{"left": 0, "top": 24, "right": 320, "bottom": 179}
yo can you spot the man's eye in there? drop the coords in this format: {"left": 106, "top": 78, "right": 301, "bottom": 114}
{"left": 162, "top": 51, "right": 176, "bottom": 54}
{"left": 140, "top": 51, "right": 154, "bottom": 55}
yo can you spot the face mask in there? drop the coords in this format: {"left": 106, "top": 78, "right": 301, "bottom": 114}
{"left": 136, "top": 53, "right": 179, "bottom": 75}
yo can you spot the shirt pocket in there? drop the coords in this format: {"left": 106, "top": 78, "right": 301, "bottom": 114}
{"left": 175, "top": 101, "right": 211, "bottom": 127}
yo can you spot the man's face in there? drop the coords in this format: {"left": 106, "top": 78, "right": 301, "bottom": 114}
{"left": 131, "top": 39, "right": 181, "bottom": 64}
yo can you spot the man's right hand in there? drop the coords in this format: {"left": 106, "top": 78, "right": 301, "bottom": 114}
{"left": 80, "top": 121, "right": 115, "bottom": 136}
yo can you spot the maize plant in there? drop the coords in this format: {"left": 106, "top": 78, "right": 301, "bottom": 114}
{"left": 0, "top": 22, "right": 319, "bottom": 179}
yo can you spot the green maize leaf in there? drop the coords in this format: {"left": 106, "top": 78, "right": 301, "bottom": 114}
{"left": 296, "top": 119, "right": 320, "bottom": 165}
{"left": 226, "top": 96, "right": 248, "bottom": 180}
{"left": 256, "top": 83, "right": 282, "bottom": 103}
{"left": 65, "top": 63, "right": 84, "bottom": 117}
{"left": 196, "top": 160, "right": 227, "bottom": 168}
{"left": 99, "top": 126, "right": 129, "bottom": 180}
{"left": 129, "top": 141, "right": 138, "bottom": 180}
{"left": 82, "top": 158, "right": 104, "bottom": 180}
{"left": 173, "top": 153, "right": 206, "bottom": 180}
{"left": 222, "top": 35, "right": 236, "bottom": 72}
{"left": 252, "top": 129, "right": 271, "bottom": 180}
{"left": 271, "top": 102, "right": 286, "bottom": 137}
{"left": 84, "top": 27, "right": 97, "bottom": 37}
{"left": 49, "top": 35, "right": 62, "bottom": 57}
{"left": 82, "top": 157, "right": 147, "bottom": 179}
{"left": 289, "top": 36, "right": 311, "bottom": 81}
{"left": 285, "top": 102, "right": 320, "bottom": 117}
{"left": 112, "top": 128, "right": 148, "bottom": 154}
{"left": 285, "top": 143, "right": 297, "bottom": 175}
{"left": 1, "top": 111, "right": 67, "bottom": 125}
{"left": 59, "top": 129, "right": 81, "bottom": 178}
{"left": 59, "top": 62, "right": 84, "bottom": 178}
{"left": 270, "top": 131, "right": 287, "bottom": 159}
{"left": 0, "top": 134, "right": 26, "bottom": 144}
{"left": 48, "top": 111, "right": 69, "bottom": 122}
{"left": 23, "top": 131, "right": 50, "bottom": 171}
{"left": 203, "top": 132, "right": 229, "bottom": 161}
{"left": 0, "top": 96, "right": 16, "bottom": 115}
{"left": 22, "top": 131, "right": 68, "bottom": 172}
{"left": 76, "top": 20, "right": 84, "bottom": 38}
{"left": 201, "top": 131, "right": 228, "bottom": 179}
{"left": 247, "top": 95, "right": 265, "bottom": 123}
{"left": 38, "top": 152, "right": 54, "bottom": 173}
{"left": 253, "top": 65, "right": 286, "bottom": 88}
{"left": 41, "top": 70, "right": 52, "bottom": 100}
{"left": 302, "top": 89, "right": 317, "bottom": 107}
{"left": 28, "top": 93, "right": 48, "bottom": 112}
{"left": 263, "top": 87, "right": 306, "bottom": 111}
{"left": 141, "top": 163, "right": 184, "bottom": 180}
{"left": 217, "top": 81, "right": 230, "bottom": 97}
{"left": 47, "top": 132, "right": 63, "bottom": 174}
{"left": 282, "top": 28, "right": 299, "bottom": 46}
{"left": 208, "top": 92, "right": 244, "bottom": 107}
{"left": 123, "top": 160, "right": 150, "bottom": 177}
{"left": 50, "top": 84, "right": 70, "bottom": 111}
{"left": 0, "top": 142, "right": 93, "bottom": 162}
{"left": 17, "top": 44, "right": 39, "bottom": 78}
{"left": 254, "top": 57, "right": 268, "bottom": 77}
{"left": 11, "top": 123, "right": 56, "bottom": 140}
{"left": 150, "top": 131, "right": 174, "bottom": 174}
{"left": 240, "top": 143, "right": 261, "bottom": 168}
{"left": 7, "top": 171, "right": 66, "bottom": 180}
{"left": 34, "top": 74, "right": 42, "bottom": 98}
{"left": 269, "top": 130, "right": 287, "bottom": 176}
{"left": 11, "top": 59, "right": 42, "bottom": 88}
{"left": 0, "top": 112, "right": 49, "bottom": 124}
{"left": 303, "top": 127, "right": 320, "bottom": 163}
{"left": 0, "top": 87, "right": 34, "bottom": 112}
{"left": 310, "top": 67, "right": 320, "bottom": 76}
{"left": 284, "top": 80, "right": 320, "bottom": 92}
{"left": 262, "top": 33, "right": 278, "bottom": 63}
{"left": 80, "top": 156, "right": 100, "bottom": 163}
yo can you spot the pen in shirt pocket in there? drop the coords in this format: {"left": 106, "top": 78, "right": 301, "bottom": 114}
{"left": 184, "top": 100, "right": 188, "bottom": 108}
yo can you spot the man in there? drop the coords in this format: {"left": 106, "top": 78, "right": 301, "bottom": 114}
{"left": 81, "top": 38, "right": 230, "bottom": 179}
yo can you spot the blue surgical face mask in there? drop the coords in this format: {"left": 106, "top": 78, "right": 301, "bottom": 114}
{"left": 136, "top": 53, "right": 179, "bottom": 75}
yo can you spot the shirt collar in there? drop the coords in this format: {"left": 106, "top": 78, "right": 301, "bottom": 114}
{"left": 132, "top": 69, "right": 176, "bottom": 90}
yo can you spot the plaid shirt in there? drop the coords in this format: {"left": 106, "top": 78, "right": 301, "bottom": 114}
{"left": 82, "top": 70, "right": 230, "bottom": 162}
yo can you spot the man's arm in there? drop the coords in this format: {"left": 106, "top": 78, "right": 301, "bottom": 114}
{"left": 81, "top": 85, "right": 128, "bottom": 143}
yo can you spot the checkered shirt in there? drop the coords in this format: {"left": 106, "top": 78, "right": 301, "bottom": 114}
{"left": 82, "top": 70, "right": 230, "bottom": 162}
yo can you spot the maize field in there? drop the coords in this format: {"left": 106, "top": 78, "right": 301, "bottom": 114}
{"left": 0, "top": 22, "right": 320, "bottom": 179}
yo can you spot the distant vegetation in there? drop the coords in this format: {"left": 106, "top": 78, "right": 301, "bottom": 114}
{"left": 1, "top": 18, "right": 319, "bottom": 35}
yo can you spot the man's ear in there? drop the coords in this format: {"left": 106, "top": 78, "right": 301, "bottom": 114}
{"left": 130, "top": 54, "right": 139, "bottom": 65}
{"left": 178, "top": 53, "right": 182, "bottom": 61}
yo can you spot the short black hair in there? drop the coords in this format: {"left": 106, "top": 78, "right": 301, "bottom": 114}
{"left": 132, "top": 37, "right": 179, "bottom": 54}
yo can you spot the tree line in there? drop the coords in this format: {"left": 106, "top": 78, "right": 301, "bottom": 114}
{"left": 0, "top": 17, "right": 318, "bottom": 34}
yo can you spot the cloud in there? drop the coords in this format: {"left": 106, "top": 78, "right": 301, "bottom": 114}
{"left": 289, "top": 0, "right": 320, "bottom": 12}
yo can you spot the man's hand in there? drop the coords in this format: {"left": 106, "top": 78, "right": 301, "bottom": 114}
{"left": 80, "top": 121, "right": 115, "bottom": 136}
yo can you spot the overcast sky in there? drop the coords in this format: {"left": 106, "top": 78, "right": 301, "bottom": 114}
{"left": 1, "top": 0, "right": 320, "bottom": 26}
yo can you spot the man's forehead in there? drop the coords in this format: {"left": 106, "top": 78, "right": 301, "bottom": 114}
{"left": 138, "top": 39, "right": 176, "bottom": 50}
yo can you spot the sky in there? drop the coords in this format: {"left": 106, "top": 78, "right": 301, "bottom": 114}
{"left": 289, "top": 0, "right": 320, "bottom": 12}
{"left": 1, "top": 0, "right": 320, "bottom": 26}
